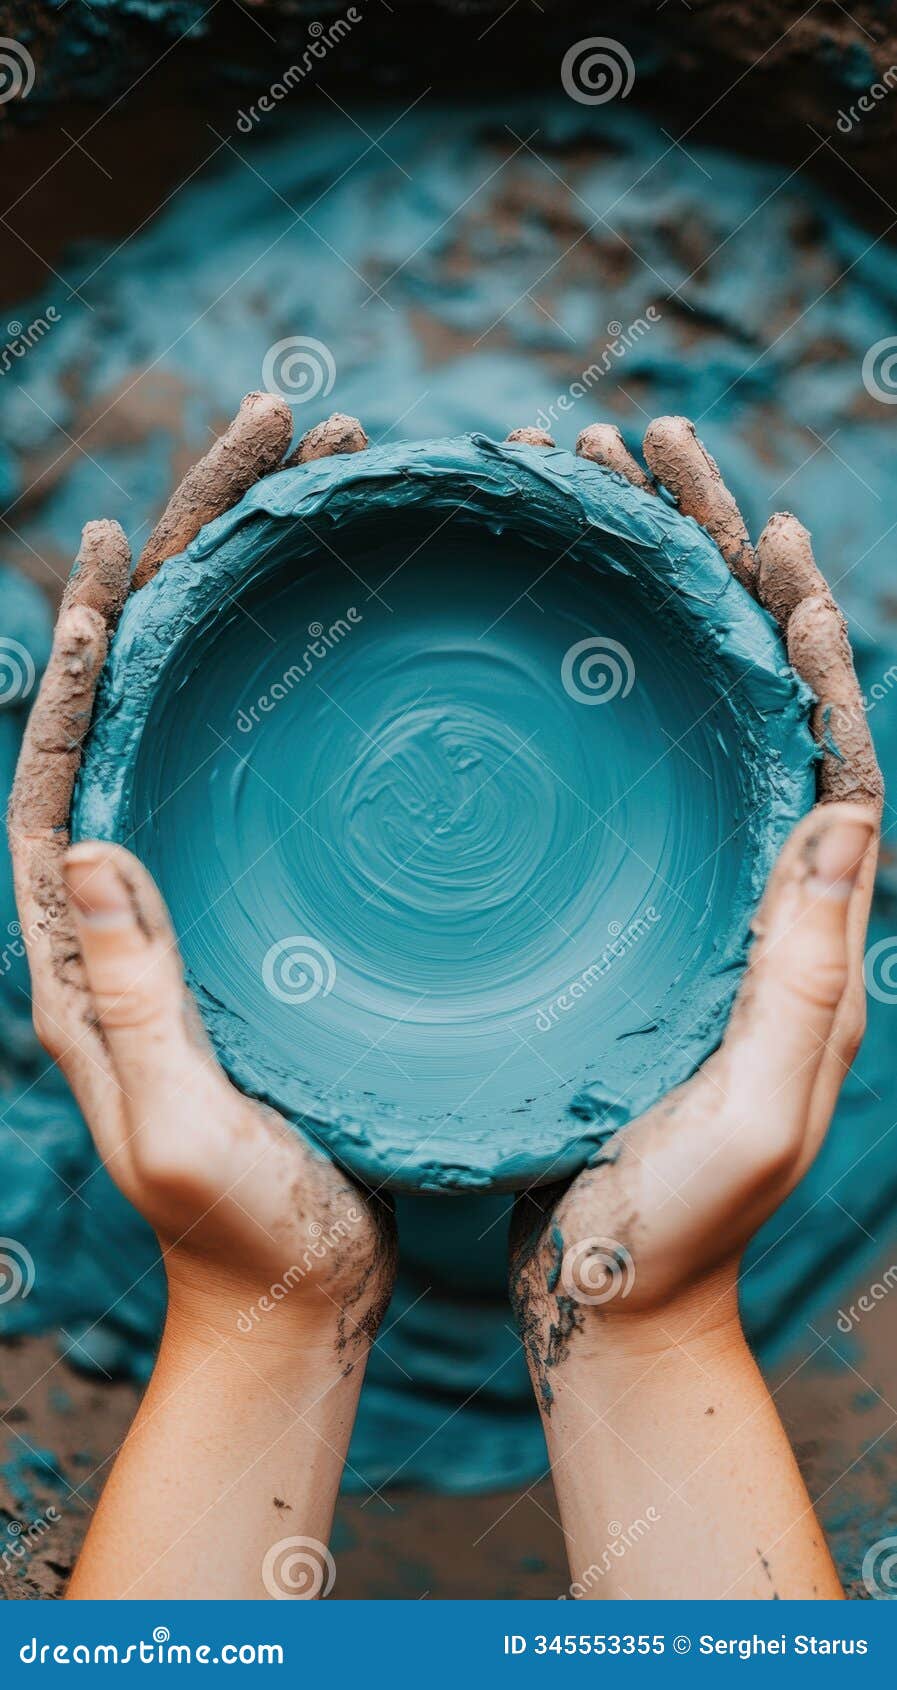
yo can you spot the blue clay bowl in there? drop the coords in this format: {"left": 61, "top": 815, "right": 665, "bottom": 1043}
{"left": 73, "top": 435, "right": 816, "bottom": 1193}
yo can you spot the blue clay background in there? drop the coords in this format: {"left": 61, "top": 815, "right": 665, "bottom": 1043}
{"left": 2, "top": 97, "right": 897, "bottom": 1577}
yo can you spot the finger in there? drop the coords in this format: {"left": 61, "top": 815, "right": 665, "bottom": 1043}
{"left": 576, "top": 422, "right": 655, "bottom": 493}
{"left": 60, "top": 519, "right": 130, "bottom": 632}
{"left": 7, "top": 599, "right": 122, "bottom": 1129}
{"left": 756, "top": 511, "right": 828, "bottom": 630}
{"left": 10, "top": 604, "right": 107, "bottom": 837}
{"left": 722, "top": 803, "right": 875, "bottom": 1136}
{"left": 758, "top": 511, "right": 882, "bottom": 810}
{"left": 506, "top": 427, "right": 556, "bottom": 446}
{"left": 131, "top": 392, "right": 293, "bottom": 590}
{"left": 755, "top": 511, "right": 881, "bottom": 1138}
{"left": 12, "top": 517, "right": 127, "bottom": 840}
{"left": 786, "top": 595, "right": 883, "bottom": 808}
{"left": 642, "top": 415, "right": 756, "bottom": 591}
{"left": 63, "top": 841, "right": 214, "bottom": 1104}
{"left": 284, "top": 411, "right": 368, "bottom": 466}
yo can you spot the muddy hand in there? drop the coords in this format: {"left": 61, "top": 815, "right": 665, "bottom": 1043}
{"left": 515, "top": 413, "right": 881, "bottom": 1138}
{"left": 8, "top": 403, "right": 394, "bottom": 1348}
{"left": 509, "top": 414, "right": 881, "bottom": 1380}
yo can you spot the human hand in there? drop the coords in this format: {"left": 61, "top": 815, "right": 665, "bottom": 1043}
{"left": 508, "top": 415, "right": 882, "bottom": 1378}
{"left": 8, "top": 401, "right": 395, "bottom": 1356}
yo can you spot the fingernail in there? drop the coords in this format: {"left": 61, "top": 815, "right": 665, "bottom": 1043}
{"left": 64, "top": 850, "right": 131, "bottom": 925}
{"left": 807, "top": 820, "right": 874, "bottom": 901}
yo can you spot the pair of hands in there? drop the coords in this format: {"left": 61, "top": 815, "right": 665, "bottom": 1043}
{"left": 8, "top": 402, "right": 881, "bottom": 1396}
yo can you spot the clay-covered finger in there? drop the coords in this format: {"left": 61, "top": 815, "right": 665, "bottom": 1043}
{"left": 132, "top": 391, "right": 293, "bottom": 590}
{"left": 787, "top": 594, "right": 883, "bottom": 809}
{"left": 576, "top": 423, "right": 655, "bottom": 493}
{"left": 9, "top": 604, "right": 108, "bottom": 836}
{"left": 643, "top": 415, "right": 755, "bottom": 591}
{"left": 61, "top": 519, "right": 131, "bottom": 632}
{"left": 506, "top": 427, "right": 555, "bottom": 447}
{"left": 756, "top": 512, "right": 829, "bottom": 630}
{"left": 285, "top": 411, "right": 368, "bottom": 466}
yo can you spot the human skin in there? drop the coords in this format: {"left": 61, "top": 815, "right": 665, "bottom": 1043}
{"left": 511, "top": 420, "right": 882, "bottom": 1601}
{"left": 8, "top": 400, "right": 394, "bottom": 1601}
{"left": 8, "top": 403, "right": 879, "bottom": 1599}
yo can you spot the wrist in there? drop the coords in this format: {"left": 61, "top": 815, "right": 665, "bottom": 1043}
{"left": 162, "top": 1249, "right": 344, "bottom": 1366}
{"left": 545, "top": 1262, "right": 746, "bottom": 1391}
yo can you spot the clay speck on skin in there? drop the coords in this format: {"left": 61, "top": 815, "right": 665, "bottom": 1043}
{"left": 72, "top": 435, "right": 815, "bottom": 1194}
{"left": 509, "top": 1191, "right": 583, "bottom": 1413}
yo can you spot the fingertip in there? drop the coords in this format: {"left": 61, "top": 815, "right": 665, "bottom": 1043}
{"left": 759, "top": 802, "right": 876, "bottom": 929}
{"left": 64, "top": 845, "right": 133, "bottom": 926}
{"left": 286, "top": 412, "right": 368, "bottom": 465}
{"left": 64, "top": 839, "right": 169, "bottom": 933}
{"left": 506, "top": 426, "right": 556, "bottom": 447}
{"left": 133, "top": 392, "right": 294, "bottom": 589}
{"left": 59, "top": 522, "right": 130, "bottom": 641}
{"left": 239, "top": 389, "right": 294, "bottom": 451}
{"left": 643, "top": 413, "right": 695, "bottom": 457}
{"left": 807, "top": 815, "right": 876, "bottom": 901}
{"left": 643, "top": 415, "right": 755, "bottom": 591}
{"left": 576, "top": 423, "right": 655, "bottom": 492}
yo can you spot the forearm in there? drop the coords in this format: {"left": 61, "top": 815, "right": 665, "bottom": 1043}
{"left": 541, "top": 1287, "right": 843, "bottom": 1601}
{"left": 68, "top": 1298, "right": 361, "bottom": 1600}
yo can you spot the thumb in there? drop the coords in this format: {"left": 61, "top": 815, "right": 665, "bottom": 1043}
{"left": 63, "top": 840, "right": 211, "bottom": 1106}
{"left": 722, "top": 802, "right": 875, "bottom": 1129}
